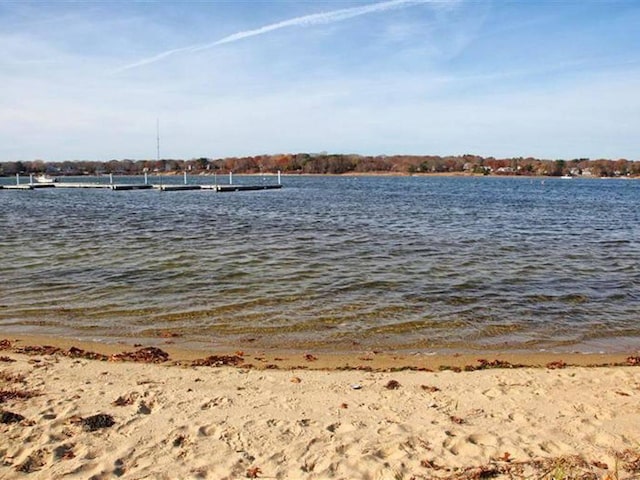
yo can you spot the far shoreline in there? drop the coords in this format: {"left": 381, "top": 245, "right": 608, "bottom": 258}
{"left": 3, "top": 171, "right": 638, "bottom": 180}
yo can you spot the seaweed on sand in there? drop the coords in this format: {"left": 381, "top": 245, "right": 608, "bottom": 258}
{"left": 14, "top": 345, "right": 62, "bottom": 356}
{"left": 0, "top": 389, "right": 39, "bottom": 404}
{"left": 66, "top": 346, "right": 109, "bottom": 361}
{"left": 191, "top": 355, "right": 244, "bottom": 367}
{"left": 15, "top": 449, "right": 48, "bottom": 473}
{"left": 110, "top": 347, "right": 170, "bottom": 363}
{"left": 626, "top": 356, "right": 640, "bottom": 366}
{"left": 1, "top": 410, "right": 25, "bottom": 424}
{"left": 385, "top": 379, "right": 401, "bottom": 390}
{"left": 416, "top": 453, "right": 629, "bottom": 480}
{"left": 80, "top": 413, "right": 116, "bottom": 431}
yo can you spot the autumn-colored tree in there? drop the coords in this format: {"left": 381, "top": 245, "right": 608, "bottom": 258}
{"left": 1, "top": 155, "right": 638, "bottom": 177}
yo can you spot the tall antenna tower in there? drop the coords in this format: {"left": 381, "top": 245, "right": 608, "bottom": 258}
{"left": 156, "top": 118, "right": 160, "bottom": 162}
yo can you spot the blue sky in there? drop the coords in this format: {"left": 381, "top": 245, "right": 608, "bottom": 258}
{"left": 1, "top": 0, "right": 638, "bottom": 161}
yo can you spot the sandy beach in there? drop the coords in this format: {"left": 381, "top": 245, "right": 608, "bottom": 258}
{"left": 2, "top": 338, "right": 640, "bottom": 480}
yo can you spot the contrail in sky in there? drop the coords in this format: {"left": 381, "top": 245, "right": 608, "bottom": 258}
{"left": 114, "top": 0, "right": 431, "bottom": 73}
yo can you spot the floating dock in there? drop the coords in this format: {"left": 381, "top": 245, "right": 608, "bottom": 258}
{"left": 1, "top": 182, "right": 57, "bottom": 190}
{"left": 1, "top": 182, "right": 282, "bottom": 192}
{"left": 215, "top": 184, "right": 282, "bottom": 192}
{"left": 154, "top": 184, "right": 282, "bottom": 192}
{"left": 2, "top": 184, "right": 37, "bottom": 190}
{"left": 2, "top": 172, "right": 283, "bottom": 193}
{"left": 51, "top": 182, "right": 112, "bottom": 189}
{"left": 156, "top": 184, "right": 203, "bottom": 192}
{"left": 112, "top": 184, "right": 155, "bottom": 191}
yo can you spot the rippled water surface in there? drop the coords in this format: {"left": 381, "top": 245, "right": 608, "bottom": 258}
{"left": 1, "top": 175, "right": 639, "bottom": 353}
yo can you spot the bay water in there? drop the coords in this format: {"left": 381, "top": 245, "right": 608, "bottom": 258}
{"left": 1, "top": 175, "right": 639, "bottom": 353}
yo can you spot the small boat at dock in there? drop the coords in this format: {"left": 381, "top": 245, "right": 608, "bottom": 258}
{"left": 35, "top": 174, "right": 58, "bottom": 183}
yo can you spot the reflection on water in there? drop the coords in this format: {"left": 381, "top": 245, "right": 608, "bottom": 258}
{"left": 1, "top": 175, "right": 639, "bottom": 353}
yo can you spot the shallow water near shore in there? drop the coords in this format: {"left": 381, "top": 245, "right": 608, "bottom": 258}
{"left": 1, "top": 174, "right": 639, "bottom": 353}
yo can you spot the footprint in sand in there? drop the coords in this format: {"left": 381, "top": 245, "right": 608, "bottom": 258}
{"left": 326, "top": 422, "right": 340, "bottom": 433}
{"left": 539, "top": 440, "right": 565, "bottom": 454}
{"left": 14, "top": 448, "right": 49, "bottom": 474}
{"left": 197, "top": 424, "right": 220, "bottom": 437}
{"left": 61, "top": 460, "right": 103, "bottom": 477}
{"left": 52, "top": 442, "right": 76, "bottom": 459}
{"left": 201, "top": 396, "right": 233, "bottom": 409}
{"left": 467, "top": 433, "right": 498, "bottom": 447}
{"left": 590, "top": 430, "right": 620, "bottom": 447}
{"left": 447, "top": 438, "right": 485, "bottom": 457}
{"left": 482, "top": 387, "right": 505, "bottom": 399}
{"left": 335, "top": 422, "right": 358, "bottom": 434}
{"left": 137, "top": 401, "right": 152, "bottom": 415}
{"left": 507, "top": 412, "right": 526, "bottom": 423}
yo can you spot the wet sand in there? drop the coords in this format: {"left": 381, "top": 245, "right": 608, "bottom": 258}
{"left": 3, "top": 333, "right": 637, "bottom": 370}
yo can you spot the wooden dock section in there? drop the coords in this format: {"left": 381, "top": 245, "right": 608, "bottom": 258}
{"left": 110, "top": 184, "right": 154, "bottom": 191}
{"left": 156, "top": 184, "right": 282, "bottom": 192}
{"left": 3, "top": 184, "right": 35, "bottom": 190}
{"left": 215, "top": 184, "right": 283, "bottom": 192}
{"left": 50, "top": 183, "right": 153, "bottom": 190}
{"left": 155, "top": 185, "right": 202, "bottom": 191}
{"left": 51, "top": 182, "right": 112, "bottom": 189}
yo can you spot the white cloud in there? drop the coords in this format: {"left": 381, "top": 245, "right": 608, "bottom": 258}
{"left": 114, "top": 0, "right": 441, "bottom": 73}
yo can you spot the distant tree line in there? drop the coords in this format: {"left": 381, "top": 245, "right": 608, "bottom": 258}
{"left": 1, "top": 154, "right": 638, "bottom": 178}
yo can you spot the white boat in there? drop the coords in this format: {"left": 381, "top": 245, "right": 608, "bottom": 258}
{"left": 560, "top": 174, "right": 573, "bottom": 179}
{"left": 35, "top": 174, "right": 58, "bottom": 183}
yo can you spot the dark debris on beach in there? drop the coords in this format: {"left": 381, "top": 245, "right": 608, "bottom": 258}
{"left": 67, "top": 346, "right": 109, "bottom": 361}
{"left": 385, "top": 379, "right": 401, "bottom": 390}
{"left": 112, "top": 392, "right": 138, "bottom": 407}
{"left": 14, "top": 345, "right": 62, "bottom": 356}
{"left": 0, "top": 389, "right": 39, "bottom": 404}
{"left": 0, "top": 339, "right": 172, "bottom": 364}
{"left": 546, "top": 360, "right": 568, "bottom": 370}
{"left": 474, "top": 359, "right": 527, "bottom": 370}
{"left": 417, "top": 452, "right": 635, "bottom": 480}
{"left": 4, "top": 337, "right": 640, "bottom": 373}
{"left": 1, "top": 410, "right": 26, "bottom": 424}
{"left": 626, "top": 356, "right": 640, "bottom": 366}
{"left": 110, "top": 347, "right": 170, "bottom": 363}
{"left": 77, "top": 413, "right": 116, "bottom": 431}
{"left": 246, "top": 466, "right": 262, "bottom": 478}
{"left": 15, "top": 448, "right": 48, "bottom": 473}
{"left": 191, "top": 355, "right": 244, "bottom": 367}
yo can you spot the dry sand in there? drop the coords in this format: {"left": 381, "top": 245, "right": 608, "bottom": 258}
{"left": 2, "top": 340, "right": 640, "bottom": 479}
